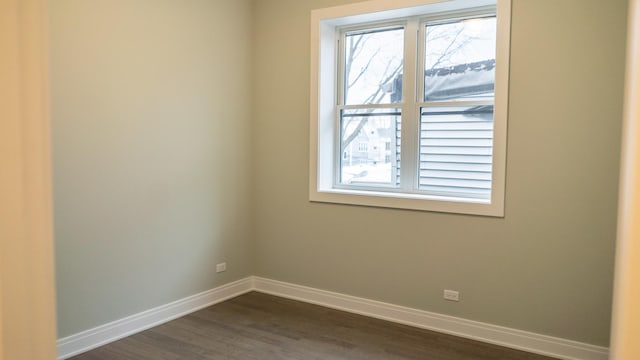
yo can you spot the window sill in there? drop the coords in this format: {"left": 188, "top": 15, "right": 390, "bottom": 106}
{"left": 310, "top": 188, "right": 504, "bottom": 217}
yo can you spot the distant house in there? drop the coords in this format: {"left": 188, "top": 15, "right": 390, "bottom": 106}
{"left": 343, "top": 127, "right": 393, "bottom": 166}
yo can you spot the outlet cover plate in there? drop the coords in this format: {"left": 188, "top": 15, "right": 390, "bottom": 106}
{"left": 444, "top": 289, "right": 459, "bottom": 301}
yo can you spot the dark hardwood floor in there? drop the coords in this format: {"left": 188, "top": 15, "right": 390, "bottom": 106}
{"left": 70, "top": 292, "right": 558, "bottom": 360}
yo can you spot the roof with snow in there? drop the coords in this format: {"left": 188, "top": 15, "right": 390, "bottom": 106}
{"left": 390, "top": 59, "right": 495, "bottom": 102}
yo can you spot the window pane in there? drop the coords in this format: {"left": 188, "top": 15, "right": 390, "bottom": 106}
{"left": 419, "top": 105, "right": 493, "bottom": 199}
{"left": 340, "top": 108, "right": 401, "bottom": 186}
{"left": 344, "top": 27, "right": 404, "bottom": 105}
{"left": 424, "top": 17, "right": 496, "bottom": 101}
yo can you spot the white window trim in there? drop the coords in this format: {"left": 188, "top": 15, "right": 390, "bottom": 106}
{"left": 310, "top": 0, "right": 511, "bottom": 217}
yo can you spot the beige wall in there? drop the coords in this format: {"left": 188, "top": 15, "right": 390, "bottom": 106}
{"left": 252, "top": 0, "right": 627, "bottom": 346}
{"left": 50, "top": 0, "right": 253, "bottom": 337}
{"left": 50, "top": 0, "right": 628, "bottom": 348}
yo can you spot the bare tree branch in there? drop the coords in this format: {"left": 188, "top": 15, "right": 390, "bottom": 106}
{"left": 341, "top": 62, "right": 403, "bottom": 149}
{"left": 345, "top": 35, "right": 368, "bottom": 90}
{"left": 428, "top": 27, "right": 465, "bottom": 70}
{"left": 348, "top": 49, "right": 381, "bottom": 89}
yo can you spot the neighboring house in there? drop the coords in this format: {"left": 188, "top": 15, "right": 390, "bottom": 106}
{"left": 343, "top": 126, "right": 394, "bottom": 166}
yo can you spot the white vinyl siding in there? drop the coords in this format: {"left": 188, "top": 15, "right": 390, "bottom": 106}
{"left": 418, "top": 105, "right": 494, "bottom": 199}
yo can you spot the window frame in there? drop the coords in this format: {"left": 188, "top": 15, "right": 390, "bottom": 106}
{"left": 310, "top": 0, "right": 511, "bottom": 217}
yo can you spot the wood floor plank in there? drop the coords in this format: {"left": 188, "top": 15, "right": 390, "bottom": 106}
{"left": 70, "top": 292, "right": 559, "bottom": 360}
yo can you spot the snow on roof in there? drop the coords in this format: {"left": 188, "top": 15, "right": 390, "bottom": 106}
{"left": 390, "top": 59, "right": 495, "bottom": 102}
{"left": 425, "top": 59, "right": 495, "bottom": 101}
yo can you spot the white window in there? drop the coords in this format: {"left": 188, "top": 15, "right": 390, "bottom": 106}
{"left": 310, "top": 0, "right": 511, "bottom": 216}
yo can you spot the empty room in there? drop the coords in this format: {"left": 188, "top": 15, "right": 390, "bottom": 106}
{"left": 3, "top": 0, "right": 640, "bottom": 359}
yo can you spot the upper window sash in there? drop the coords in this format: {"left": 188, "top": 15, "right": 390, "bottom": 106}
{"left": 338, "top": 22, "right": 407, "bottom": 107}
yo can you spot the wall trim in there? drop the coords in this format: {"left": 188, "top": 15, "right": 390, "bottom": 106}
{"left": 253, "top": 277, "right": 609, "bottom": 360}
{"left": 56, "top": 277, "right": 254, "bottom": 359}
{"left": 57, "top": 276, "right": 608, "bottom": 360}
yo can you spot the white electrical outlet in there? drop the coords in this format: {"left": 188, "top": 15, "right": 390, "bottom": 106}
{"left": 443, "top": 289, "right": 459, "bottom": 302}
{"left": 216, "top": 262, "right": 227, "bottom": 273}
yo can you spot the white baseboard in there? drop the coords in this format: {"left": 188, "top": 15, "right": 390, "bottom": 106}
{"left": 56, "top": 277, "right": 254, "bottom": 359}
{"left": 57, "top": 276, "right": 609, "bottom": 360}
{"left": 252, "top": 277, "right": 609, "bottom": 360}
